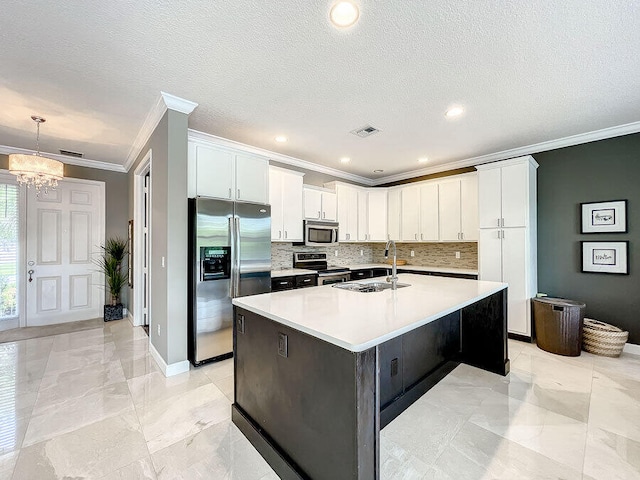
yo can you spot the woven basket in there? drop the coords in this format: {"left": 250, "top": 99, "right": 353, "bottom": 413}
{"left": 582, "top": 318, "right": 628, "bottom": 357}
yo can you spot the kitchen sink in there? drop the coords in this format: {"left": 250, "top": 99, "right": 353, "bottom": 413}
{"left": 332, "top": 281, "right": 410, "bottom": 293}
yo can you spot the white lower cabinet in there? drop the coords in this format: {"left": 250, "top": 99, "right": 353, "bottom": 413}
{"left": 269, "top": 167, "right": 304, "bottom": 242}
{"left": 479, "top": 228, "right": 530, "bottom": 336}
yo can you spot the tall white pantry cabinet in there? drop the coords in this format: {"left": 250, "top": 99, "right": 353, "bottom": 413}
{"left": 477, "top": 156, "right": 538, "bottom": 339}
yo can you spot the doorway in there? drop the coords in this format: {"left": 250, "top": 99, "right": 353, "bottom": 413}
{"left": 133, "top": 151, "right": 151, "bottom": 330}
{"left": 24, "top": 178, "right": 105, "bottom": 326}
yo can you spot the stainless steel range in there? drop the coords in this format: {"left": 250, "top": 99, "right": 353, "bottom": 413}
{"left": 293, "top": 252, "right": 350, "bottom": 285}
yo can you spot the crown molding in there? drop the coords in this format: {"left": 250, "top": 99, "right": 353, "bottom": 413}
{"left": 123, "top": 92, "right": 199, "bottom": 172}
{"left": 187, "top": 129, "right": 374, "bottom": 186}
{"left": 160, "top": 92, "right": 199, "bottom": 115}
{"left": 370, "top": 120, "right": 640, "bottom": 185}
{"left": 0, "top": 145, "right": 126, "bottom": 173}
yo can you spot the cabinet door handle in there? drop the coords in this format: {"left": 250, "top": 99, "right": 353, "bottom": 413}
{"left": 237, "top": 189, "right": 241, "bottom": 198}
{"left": 421, "top": 233, "right": 423, "bottom": 241}
{"left": 228, "top": 188, "right": 232, "bottom": 199}
{"left": 279, "top": 230, "right": 282, "bottom": 239}
{"left": 415, "top": 233, "right": 418, "bottom": 240}
{"left": 497, "top": 218, "right": 501, "bottom": 227}
{"left": 322, "top": 212, "right": 326, "bottom": 219}
{"left": 318, "top": 211, "right": 321, "bottom": 219}
{"left": 284, "top": 231, "right": 288, "bottom": 239}
{"left": 461, "top": 232, "right": 464, "bottom": 240}
{"left": 279, "top": 281, "right": 288, "bottom": 285}
{"left": 501, "top": 218, "right": 505, "bottom": 227}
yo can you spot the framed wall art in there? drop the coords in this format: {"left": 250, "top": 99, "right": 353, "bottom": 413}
{"left": 581, "top": 241, "right": 629, "bottom": 275}
{"left": 581, "top": 200, "right": 627, "bottom": 233}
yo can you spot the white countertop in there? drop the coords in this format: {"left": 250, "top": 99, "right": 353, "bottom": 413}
{"left": 234, "top": 274, "right": 506, "bottom": 352}
{"left": 271, "top": 268, "right": 317, "bottom": 278}
{"left": 345, "top": 263, "right": 478, "bottom": 276}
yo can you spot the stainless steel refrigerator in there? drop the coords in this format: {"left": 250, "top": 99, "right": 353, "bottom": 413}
{"left": 188, "top": 198, "right": 271, "bottom": 366}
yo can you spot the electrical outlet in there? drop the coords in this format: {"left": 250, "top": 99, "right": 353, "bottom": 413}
{"left": 410, "top": 250, "right": 415, "bottom": 257}
{"left": 455, "top": 251, "right": 461, "bottom": 259}
{"left": 360, "top": 249, "right": 364, "bottom": 256}
{"left": 157, "top": 324, "right": 161, "bottom": 336}
{"left": 278, "top": 333, "right": 288, "bottom": 357}
{"left": 334, "top": 250, "right": 338, "bottom": 256}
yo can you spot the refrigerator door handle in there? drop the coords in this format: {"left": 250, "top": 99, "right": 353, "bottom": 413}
{"left": 234, "top": 216, "right": 241, "bottom": 297}
{"left": 229, "top": 216, "right": 235, "bottom": 298}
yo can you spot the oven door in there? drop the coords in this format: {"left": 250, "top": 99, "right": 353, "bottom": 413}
{"left": 319, "top": 273, "right": 350, "bottom": 285}
{"left": 305, "top": 221, "right": 338, "bottom": 246}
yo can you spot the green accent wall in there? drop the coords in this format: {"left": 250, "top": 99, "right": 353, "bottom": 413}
{"left": 536, "top": 133, "right": 640, "bottom": 344}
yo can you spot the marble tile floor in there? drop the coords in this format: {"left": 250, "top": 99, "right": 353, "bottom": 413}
{"left": 0, "top": 319, "right": 639, "bottom": 479}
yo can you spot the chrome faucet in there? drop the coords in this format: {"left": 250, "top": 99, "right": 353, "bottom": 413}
{"left": 384, "top": 239, "right": 398, "bottom": 290}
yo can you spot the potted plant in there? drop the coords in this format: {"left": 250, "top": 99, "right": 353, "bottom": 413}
{"left": 96, "top": 237, "right": 128, "bottom": 321}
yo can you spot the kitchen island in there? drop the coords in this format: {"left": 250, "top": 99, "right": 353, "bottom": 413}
{"left": 232, "top": 274, "right": 509, "bottom": 479}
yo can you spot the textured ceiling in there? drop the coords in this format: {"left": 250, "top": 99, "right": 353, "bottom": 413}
{"left": 1, "top": 1, "right": 639, "bottom": 179}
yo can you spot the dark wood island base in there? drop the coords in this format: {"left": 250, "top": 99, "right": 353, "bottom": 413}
{"left": 232, "top": 289, "right": 508, "bottom": 480}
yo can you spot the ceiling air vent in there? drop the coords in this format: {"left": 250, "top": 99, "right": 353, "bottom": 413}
{"left": 59, "top": 149, "right": 84, "bottom": 158}
{"left": 350, "top": 124, "right": 381, "bottom": 138}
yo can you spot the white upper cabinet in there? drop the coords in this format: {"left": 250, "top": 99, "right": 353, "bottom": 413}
{"left": 400, "top": 186, "right": 420, "bottom": 241}
{"left": 270, "top": 167, "right": 304, "bottom": 242}
{"left": 367, "top": 189, "right": 388, "bottom": 242}
{"left": 460, "top": 175, "right": 479, "bottom": 240}
{"left": 192, "top": 144, "right": 234, "bottom": 200}
{"left": 235, "top": 153, "right": 269, "bottom": 204}
{"left": 325, "top": 182, "right": 363, "bottom": 242}
{"left": 419, "top": 183, "right": 439, "bottom": 241}
{"left": 357, "top": 190, "right": 368, "bottom": 242}
{"left": 356, "top": 189, "right": 388, "bottom": 242}
{"left": 330, "top": 183, "right": 359, "bottom": 242}
{"left": 188, "top": 140, "right": 269, "bottom": 204}
{"left": 387, "top": 188, "right": 401, "bottom": 241}
{"left": 304, "top": 187, "right": 337, "bottom": 221}
{"left": 478, "top": 161, "right": 529, "bottom": 228}
{"left": 438, "top": 174, "right": 478, "bottom": 241}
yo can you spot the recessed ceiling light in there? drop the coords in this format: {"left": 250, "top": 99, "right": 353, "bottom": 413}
{"left": 445, "top": 106, "right": 465, "bottom": 118}
{"left": 373, "top": 169, "right": 384, "bottom": 173}
{"left": 340, "top": 157, "right": 351, "bottom": 163}
{"left": 418, "top": 157, "right": 429, "bottom": 163}
{"left": 330, "top": 1, "right": 360, "bottom": 28}
{"left": 274, "top": 135, "right": 288, "bottom": 143}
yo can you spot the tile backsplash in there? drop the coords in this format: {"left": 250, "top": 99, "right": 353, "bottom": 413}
{"left": 271, "top": 242, "right": 478, "bottom": 270}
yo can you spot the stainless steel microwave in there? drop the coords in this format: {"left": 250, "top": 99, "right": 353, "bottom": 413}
{"left": 304, "top": 220, "right": 339, "bottom": 246}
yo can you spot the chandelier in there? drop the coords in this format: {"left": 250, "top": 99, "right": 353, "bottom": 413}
{"left": 9, "top": 116, "right": 64, "bottom": 195}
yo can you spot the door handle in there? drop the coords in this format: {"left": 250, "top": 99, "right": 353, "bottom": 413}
{"left": 322, "top": 212, "right": 326, "bottom": 219}
{"left": 284, "top": 231, "right": 288, "bottom": 239}
{"left": 28, "top": 269, "right": 34, "bottom": 283}
{"left": 318, "top": 211, "right": 321, "bottom": 219}
{"left": 237, "top": 189, "right": 241, "bottom": 199}
{"left": 279, "top": 230, "right": 282, "bottom": 239}
{"left": 228, "top": 188, "right": 232, "bottom": 199}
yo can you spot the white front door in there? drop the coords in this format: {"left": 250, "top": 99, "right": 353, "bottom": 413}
{"left": 25, "top": 179, "right": 105, "bottom": 326}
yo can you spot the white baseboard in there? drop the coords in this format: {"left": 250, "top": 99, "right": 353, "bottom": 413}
{"left": 623, "top": 343, "right": 640, "bottom": 356}
{"left": 149, "top": 341, "right": 190, "bottom": 377}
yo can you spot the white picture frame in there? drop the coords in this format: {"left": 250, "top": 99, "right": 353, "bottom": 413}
{"left": 581, "top": 200, "right": 627, "bottom": 233}
{"left": 581, "top": 241, "right": 629, "bottom": 275}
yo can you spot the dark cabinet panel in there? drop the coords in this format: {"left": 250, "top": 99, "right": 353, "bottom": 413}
{"left": 271, "top": 276, "right": 295, "bottom": 292}
{"left": 378, "top": 336, "right": 403, "bottom": 408}
{"left": 294, "top": 274, "right": 317, "bottom": 288}
{"left": 350, "top": 269, "right": 373, "bottom": 280}
{"left": 372, "top": 268, "right": 390, "bottom": 278}
{"left": 402, "top": 311, "right": 461, "bottom": 389}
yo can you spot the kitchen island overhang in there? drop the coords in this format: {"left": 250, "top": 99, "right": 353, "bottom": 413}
{"left": 232, "top": 274, "right": 509, "bottom": 480}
